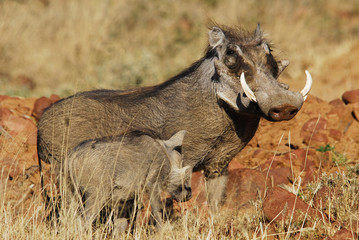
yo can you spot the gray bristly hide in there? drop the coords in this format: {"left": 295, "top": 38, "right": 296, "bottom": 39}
{"left": 37, "top": 24, "right": 312, "bottom": 209}
{"left": 66, "top": 130, "right": 192, "bottom": 229}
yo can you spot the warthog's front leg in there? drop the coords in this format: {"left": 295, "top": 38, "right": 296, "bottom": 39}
{"left": 205, "top": 169, "right": 229, "bottom": 212}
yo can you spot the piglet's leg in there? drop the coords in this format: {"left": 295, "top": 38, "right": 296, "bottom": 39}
{"left": 82, "top": 189, "right": 106, "bottom": 229}
{"left": 148, "top": 184, "right": 163, "bottom": 229}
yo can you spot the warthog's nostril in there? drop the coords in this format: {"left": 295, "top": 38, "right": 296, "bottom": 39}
{"left": 269, "top": 104, "right": 299, "bottom": 121}
{"left": 272, "top": 109, "right": 280, "bottom": 114}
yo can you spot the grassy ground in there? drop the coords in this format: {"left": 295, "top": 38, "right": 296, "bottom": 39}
{"left": 1, "top": 163, "right": 358, "bottom": 239}
{"left": 0, "top": 0, "right": 358, "bottom": 98}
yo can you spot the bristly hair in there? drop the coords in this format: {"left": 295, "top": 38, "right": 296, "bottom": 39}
{"left": 206, "top": 21, "right": 269, "bottom": 50}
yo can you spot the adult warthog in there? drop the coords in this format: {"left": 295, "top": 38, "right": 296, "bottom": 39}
{"left": 37, "top": 24, "right": 312, "bottom": 209}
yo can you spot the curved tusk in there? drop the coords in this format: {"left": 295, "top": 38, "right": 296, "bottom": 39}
{"left": 240, "top": 72, "right": 257, "bottom": 103}
{"left": 301, "top": 70, "right": 312, "bottom": 100}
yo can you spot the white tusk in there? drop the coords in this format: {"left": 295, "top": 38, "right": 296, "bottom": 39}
{"left": 240, "top": 72, "right": 257, "bottom": 102}
{"left": 301, "top": 70, "right": 312, "bottom": 100}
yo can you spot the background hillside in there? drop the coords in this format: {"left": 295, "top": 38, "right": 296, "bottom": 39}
{"left": 1, "top": 0, "right": 359, "bottom": 100}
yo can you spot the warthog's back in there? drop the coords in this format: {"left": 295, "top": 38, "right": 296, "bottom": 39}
{"left": 38, "top": 93, "right": 118, "bottom": 165}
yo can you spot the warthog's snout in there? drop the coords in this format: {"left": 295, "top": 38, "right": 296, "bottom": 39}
{"left": 239, "top": 70, "right": 312, "bottom": 121}
{"left": 268, "top": 104, "right": 299, "bottom": 121}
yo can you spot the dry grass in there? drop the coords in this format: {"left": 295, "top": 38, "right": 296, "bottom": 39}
{"left": 0, "top": 0, "right": 358, "bottom": 98}
{"left": 1, "top": 127, "right": 358, "bottom": 239}
{"left": 1, "top": 129, "right": 359, "bottom": 239}
{"left": 1, "top": 164, "right": 359, "bottom": 239}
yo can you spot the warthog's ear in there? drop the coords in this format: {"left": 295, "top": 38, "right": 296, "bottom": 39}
{"left": 254, "top": 23, "right": 262, "bottom": 41}
{"left": 163, "top": 130, "right": 186, "bottom": 151}
{"left": 208, "top": 27, "right": 226, "bottom": 49}
{"left": 277, "top": 60, "right": 290, "bottom": 76}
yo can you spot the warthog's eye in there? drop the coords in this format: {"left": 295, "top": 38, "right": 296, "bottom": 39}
{"left": 224, "top": 49, "right": 240, "bottom": 70}
{"left": 226, "top": 49, "right": 235, "bottom": 55}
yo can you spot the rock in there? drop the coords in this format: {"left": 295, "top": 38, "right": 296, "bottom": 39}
{"left": 32, "top": 95, "right": 60, "bottom": 121}
{"left": 225, "top": 168, "right": 266, "bottom": 210}
{"left": 301, "top": 117, "right": 327, "bottom": 135}
{"left": 175, "top": 171, "right": 207, "bottom": 212}
{"left": 258, "top": 157, "right": 282, "bottom": 171}
{"left": 0, "top": 95, "right": 10, "bottom": 102}
{"left": 300, "top": 156, "right": 315, "bottom": 172}
{"left": 0, "top": 108, "right": 12, "bottom": 120}
{"left": 342, "top": 89, "right": 359, "bottom": 104}
{"left": 32, "top": 97, "right": 52, "bottom": 121}
{"left": 352, "top": 102, "right": 359, "bottom": 121}
{"left": 330, "top": 228, "right": 357, "bottom": 240}
{"left": 263, "top": 187, "right": 325, "bottom": 224}
{"left": 190, "top": 171, "right": 207, "bottom": 206}
{"left": 49, "top": 94, "right": 61, "bottom": 103}
{"left": 300, "top": 117, "right": 329, "bottom": 147}
{"left": 329, "top": 98, "right": 345, "bottom": 108}
{"left": 329, "top": 129, "right": 342, "bottom": 141}
{"left": 266, "top": 167, "right": 292, "bottom": 187}
{"left": 26, "top": 129, "right": 37, "bottom": 145}
{"left": 291, "top": 149, "right": 316, "bottom": 170}
{"left": 302, "top": 132, "right": 328, "bottom": 146}
{"left": 303, "top": 166, "right": 317, "bottom": 184}
{"left": 0, "top": 115, "right": 37, "bottom": 138}
{"left": 0, "top": 97, "right": 36, "bottom": 116}
{"left": 228, "top": 159, "right": 244, "bottom": 171}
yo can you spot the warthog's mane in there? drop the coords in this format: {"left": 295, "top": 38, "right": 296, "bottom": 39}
{"left": 209, "top": 22, "right": 269, "bottom": 44}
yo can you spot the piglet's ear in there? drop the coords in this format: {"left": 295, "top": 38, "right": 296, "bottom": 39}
{"left": 163, "top": 130, "right": 186, "bottom": 150}
{"left": 208, "top": 27, "right": 226, "bottom": 49}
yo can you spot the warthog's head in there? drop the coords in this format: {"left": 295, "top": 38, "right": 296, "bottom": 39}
{"left": 158, "top": 130, "right": 192, "bottom": 202}
{"left": 209, "top": 24, "right": 312, "bottom": 121}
